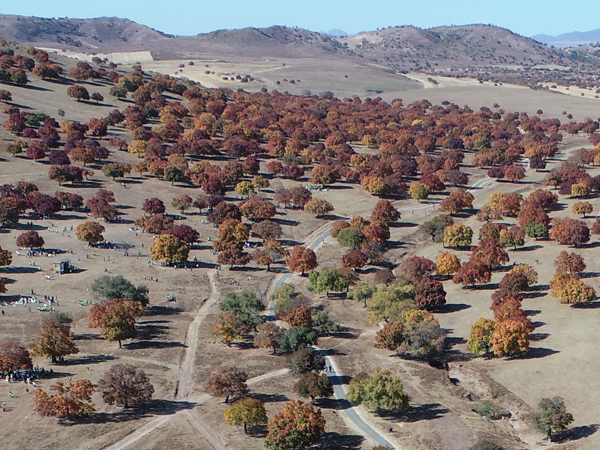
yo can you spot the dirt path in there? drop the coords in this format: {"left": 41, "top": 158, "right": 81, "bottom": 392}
{"left": 177, "top": 269, "right": 218, "bottom": 399}
{"left": 182, "top": 411, "right": 228, "bottom": 450}
{"left": 103, "top": 368, "right": 290, "bottom": 450}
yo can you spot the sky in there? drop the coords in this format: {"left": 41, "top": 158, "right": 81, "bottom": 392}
{"left": 0, "top": 1, "right": 595, "bottom": 37}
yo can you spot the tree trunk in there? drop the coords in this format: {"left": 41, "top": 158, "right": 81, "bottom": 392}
{"left": 118, "top": 340, "right": 122, "bottom": 348}
{"left": 272, "top": 347, "right": 277, "bottom": 355}
{"left": 225, "top": 395, "right": 230, "bottom": 403}
{"left": 244, "top": 423, "right": 247, "bottom": 434}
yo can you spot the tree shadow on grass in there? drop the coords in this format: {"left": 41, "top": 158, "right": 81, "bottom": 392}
{"left": 58, "top": 354, "right": 116, "bottom": 366}
{"left": 522, "top": 292, "right": 548, "bottom": 299}
{"left": 124, "top": 340, "right": 187, "bottom": 350}
{"left": 391, "top": 221, "right": 419, "bottom": 228}
{"left": 62, "top": 399, "right": 196, "bottom": 425}
{"left": 322, "top": 432, "right": 364, "bottom": 449}
{"left": 514, "top": 245, "right": 543, "bottom": 252}
{"left": 513, "top": 347, "right": 559, "bottom": 360}
{"left": 578, "top": 241, "right": 600, "bottom": 249}
{"left": 250, "top": 392, "right": 288, "bottom": 403}
{"left": 571, "top": 301, "right": 600, "bottom": 309}
{"left": 136, "top": 323, "right": 169, "bottom": 341}
{"left": 379, "top": 403, "right": 449, "bottom": 423}
{"left": 463, "top": 283, "right": 499, "bottom": 291}
{"left": 270, "top": 217, "right": 299, "bottom": 226}
{"left": 529, "top": 332, "right": 550, "bottom": 342}
{"left": 445, "top": 336, "right": 467, "bottom": 349}
{"left": 553, "top": 424, "right": 599, "bottom": 443}
{"left": 145, "top": 305, "right": 182, "bottom": 316}
{"left": 0, "top": 266, "right": 41, "bottom": 274}
{"left": 247, "top": 424, "right": 268, "bottom": 438}
{"left": 435, "top": 303, "right": 470, "bottom": 313}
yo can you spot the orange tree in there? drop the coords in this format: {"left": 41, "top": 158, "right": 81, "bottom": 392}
{"left": 492, "top": 320, "right": 529, "bottom": 356}
{"left": 89, "top": 298, "right": 141, "bottom": 348}
{"left": 286, "top": 246, "right": 318, "bottom": 276}
{"left": 34, "top": 380, "right": 95, "bottom": 418}
{"left": 30, "top": 320, "right": 79, "bottom": 363}
{"left": 76, "top": 221, "right": 105, "bottom": 245}
{"left": 150, "top": 234, "right": 189, "bottom": 263}
{"left": 265, "top": 400, "right": 326, "bottom": 450}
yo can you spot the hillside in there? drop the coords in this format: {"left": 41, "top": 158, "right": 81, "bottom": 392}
{"left": 0, "top": 14, "right": 594, "bottom": 70}
{"left": 0, "top": 15, "right": 170, "bottom": 50}
{"left": 340, "top": 24, "right": 566, "bottom": 71}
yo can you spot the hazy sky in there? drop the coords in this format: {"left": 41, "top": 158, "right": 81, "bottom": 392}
{"left": 0, "top": 1, "right": 593, "bottom": 37}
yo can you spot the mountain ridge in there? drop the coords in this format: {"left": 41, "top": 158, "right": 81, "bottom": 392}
{"left": 1, "top": 13, "right": 599, "bottom": 73}
{"left": 533, "top": 29, "right": 600, "bottom": 48}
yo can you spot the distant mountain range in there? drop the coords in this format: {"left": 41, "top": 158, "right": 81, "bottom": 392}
{"left": 1, "top": 14, "right": 600, "bottom": 72}
{"left": 533, "top": 29, "right": 600, "bottom": 48}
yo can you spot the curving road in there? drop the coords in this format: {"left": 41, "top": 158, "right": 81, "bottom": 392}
{"left": 266, "top": 164, "right": 534, "bottom": 449}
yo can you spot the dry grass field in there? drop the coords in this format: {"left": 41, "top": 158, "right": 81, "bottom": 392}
{"left": 3, "top": 55, "right": 600, "bottom": 450}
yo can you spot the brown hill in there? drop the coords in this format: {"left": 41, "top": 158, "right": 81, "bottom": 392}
{"left": 0, "top": 14, "right": 170, "bottom": 50}
{"left": 341, "top": 24, "right": 566, "bottom": 70}
{"left": 1, "top": 14, "right": 599, "bottom": 72}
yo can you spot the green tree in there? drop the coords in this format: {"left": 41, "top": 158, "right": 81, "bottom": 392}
{"left": 347, "top": 369, "right": 410, "bottom": 412}
{"left": 235, "top": 181, "right": 254, "bottom": 198}
{"left": 347, "top": 281, "right": 375, "bottom": 307}
{"left": 164, "top": 166, "right": 187, "bottom": 185}
{"left": 409, "top": 182, "right": 430, "bottom": 202}
{"left": 279, "top": 327, "right": 318, "bottom": 353}
{"left": 367, "top": 282, "right": 416, "bottom": 324}
{"left": 467, "top": 318, "right": 496, "bottom": 354}
{"left": 91, "top": 275, "right": 149, "bottom": 307}
{"left": 336, "top": 227, "right": 367, "bottom": 249}
{"left": 534, "top": 397, "right": 574, "bottom": 439}
{"left": 220, "top": 290, "right": 265, "bottom": 329}
{"left": 525, "top": 221, "right": 549, "bottom": 240}
{"left": 312, "top": 311, "right": 341, "bottom": 335}
{"left": 101, "top": 163, "right": 131, "bottom": 181}
{"left": 419, "top": 215, "right": 454, "bottom": 242}
{"left": 294, "top": 372, "right": 334, "bottom": 404}
{"left": 224, "top": 397, "right": 268, "bottom": 434}
{"left": 308, "top": 268, "right": 349, "bottom": 297}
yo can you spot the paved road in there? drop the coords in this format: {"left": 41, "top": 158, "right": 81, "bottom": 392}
{"left": 268, "top": 226, "right": 396, "bottom": 448}
{"left": 323, "top": 353, "right": 395, "bottom": 448}
{"left": 266, "top": 166, "right": 529, "bottom": 449}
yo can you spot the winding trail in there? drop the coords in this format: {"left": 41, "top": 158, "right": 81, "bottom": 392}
{"left": 104, "top": 268, "right": 290, "bottom": 450}
{"left": 103, "top": 368, "right": 290, "bottom": 450}
{"left": 177, "top": 270, "right": 219, "bottom": 399}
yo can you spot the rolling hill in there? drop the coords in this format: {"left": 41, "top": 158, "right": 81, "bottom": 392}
{"left": 1, "top": 14, "right": 600, "bottom": 73}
